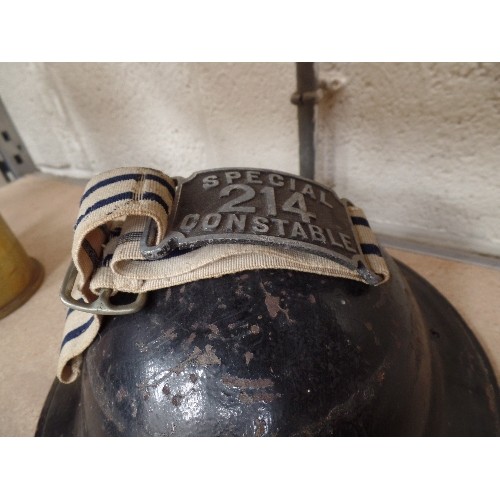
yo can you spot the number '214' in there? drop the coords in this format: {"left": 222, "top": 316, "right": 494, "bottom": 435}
{"left": 217, "top": 184, "right": 316, "bottom": 223}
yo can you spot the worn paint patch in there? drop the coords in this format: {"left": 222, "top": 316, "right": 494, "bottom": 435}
{"left": 222, "top": 375, "right": 274, "bottom": 389}
{"left": 260, "top": 281, "right": 293, "bottom": 323}
{"left": 130, "top": 400, "right": 138, "bottom": 418}
{"left": 235, "top": 284, "right": 251, "bottom": 298}
{"left": 168, "top": 345, "right": 221, "bottom": 376}
{"left": 194, "top": 345, "right": 221, "bottom": 366}
{"left": 265, "top": 293, "right": 281, "bottom": 319}
{"left": 116, "top": 386, "right": 128, "bottom": 402}
{"left": 244, "top": 351, "right": 254, "bottom": 365}
{"left": 207, "top": 324, "right": 220, "bottom": 338}
{"left": 164, "top": 327, "right": 177, "bottom": 340}
{"left": 239, "top": 391, "right": 280, "bottom": 404}
{"left": 254, "top": 418, "right": 267, "bottom": 437}
{"left": 182, "top": 332, "right": 196, "bottom": 349}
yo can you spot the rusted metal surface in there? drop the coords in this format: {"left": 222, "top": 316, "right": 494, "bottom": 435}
{"left": 36, "top": 252, "right": 500, "bottom": 436}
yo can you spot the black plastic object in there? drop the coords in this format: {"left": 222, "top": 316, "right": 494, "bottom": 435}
{"left": 36, "top": 252, "right": 500, "bottom": 436}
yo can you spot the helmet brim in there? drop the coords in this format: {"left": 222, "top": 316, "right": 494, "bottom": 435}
{"left": 397, "top": 260, "right": 499, "bottom": 435}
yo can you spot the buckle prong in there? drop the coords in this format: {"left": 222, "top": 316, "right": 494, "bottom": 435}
{"left": 60, "top": 261, "right": 147, "bottom": 315}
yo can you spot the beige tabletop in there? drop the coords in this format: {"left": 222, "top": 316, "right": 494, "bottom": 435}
{"left": 0, "top": 174, "right": 499, "bottom": 436}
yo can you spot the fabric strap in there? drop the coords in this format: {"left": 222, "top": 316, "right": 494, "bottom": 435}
{"left": 58, "top": 167, "right": 390, "bottom": 383}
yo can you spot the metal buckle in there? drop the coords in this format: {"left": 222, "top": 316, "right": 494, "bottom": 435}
{"left": 60, "top": 261, "right": 147, "bottom": 315}
{"left": 140, "top": 168, "right": 382, "bottom": 285}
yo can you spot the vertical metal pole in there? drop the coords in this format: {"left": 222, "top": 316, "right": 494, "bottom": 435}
{"left": 295, "top": 62, "right": 317, "bottom": 180}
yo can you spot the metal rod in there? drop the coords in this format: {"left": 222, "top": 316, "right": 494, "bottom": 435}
{"left": 295, "top": 62, "right": 317, "bottom": 180}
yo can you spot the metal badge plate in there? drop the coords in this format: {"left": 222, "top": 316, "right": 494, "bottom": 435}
{"left": 141, "top": 169, "right": 379, "bottom": 284}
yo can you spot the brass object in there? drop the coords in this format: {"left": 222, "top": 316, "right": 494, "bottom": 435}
{"left": 0, "top": 214, "right": 44, "bottom": 319}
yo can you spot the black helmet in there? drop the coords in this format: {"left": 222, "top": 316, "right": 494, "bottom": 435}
{"left": 35, "top": 167, "right": 499, "bottom": 436}
{"left": 36, "top": 252, "right": 499, "bottom": 436}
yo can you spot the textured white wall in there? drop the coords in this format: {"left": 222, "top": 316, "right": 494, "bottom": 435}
{"left": 315, "top": 62, "right": 500, "bottom": 257}
{"left": 0, "top": 62, "right": 299, "bottom": 177}
{"left": 0, "top": 62, "right": 499, "bottom": 257}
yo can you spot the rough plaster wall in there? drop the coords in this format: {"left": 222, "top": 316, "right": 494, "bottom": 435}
{"left": 0, "top": 63, "right": 89, "bottom": 174}
{"left": 0, "top": 62, "right": 299, "bottom": 178}
{"left": 0, "top": 62, "right": 499, "bottom": 257}
{"left": 316, "top": 62, "right": 500, "bottom": 257}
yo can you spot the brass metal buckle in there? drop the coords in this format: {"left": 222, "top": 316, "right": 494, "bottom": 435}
{"left": 60, "top": 261, "right": 147, "bottom": 315}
